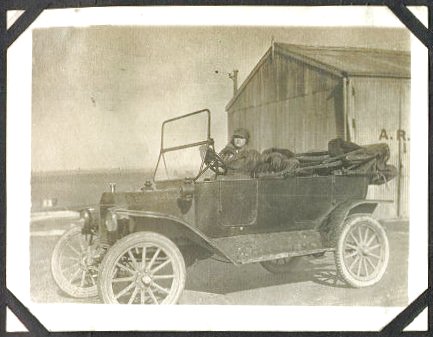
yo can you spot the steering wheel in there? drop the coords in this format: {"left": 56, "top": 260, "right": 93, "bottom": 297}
{"left": 204, "top": 147, "right": 227, "bottom": 175}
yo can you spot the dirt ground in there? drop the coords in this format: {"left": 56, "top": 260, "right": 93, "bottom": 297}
{"left": 30, "top": 220, "right": 408, "bottom": 306}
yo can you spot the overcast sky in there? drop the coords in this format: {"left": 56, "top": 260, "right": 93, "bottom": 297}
{"left": 31, "top": 26, "right": 409, "bottom": 172}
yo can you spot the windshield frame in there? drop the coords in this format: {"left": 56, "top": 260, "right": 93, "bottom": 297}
{"left": 152, "top": 109, "right": 213, "bottom": 182}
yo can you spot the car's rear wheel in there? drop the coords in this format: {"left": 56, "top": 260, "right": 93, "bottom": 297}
{"left": 334, "top": 215, "right": 389, "bottom": 288}
{"left": 260, "top": 256, "right": 301, "bottom": 274}
{"left": 98, "top": 232, "right": 186, "bottom": 304}
{"left": 51, "top": 226, "right": 100, "bottom": 298}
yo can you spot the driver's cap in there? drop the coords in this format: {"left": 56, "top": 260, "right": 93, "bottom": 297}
{"left": 233, "top": 128, "right": 250, "bottom": 142}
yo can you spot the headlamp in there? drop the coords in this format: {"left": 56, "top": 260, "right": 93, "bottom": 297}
{"left": 105, "top": 211, "right": 118, "bottom": 232}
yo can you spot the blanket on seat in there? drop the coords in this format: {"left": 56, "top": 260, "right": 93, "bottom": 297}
{"left": 251, "top": 138, "right": 397, "bottom": 185}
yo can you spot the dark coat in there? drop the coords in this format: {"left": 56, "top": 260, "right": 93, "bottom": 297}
{"left": 219, "top": 143, "right": 260, "bottom": 175}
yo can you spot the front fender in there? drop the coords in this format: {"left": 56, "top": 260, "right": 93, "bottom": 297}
{"left": 318, "top": 199, "right": 390, "bottom": 247}
{"left": 112, "top": 209, "right": 236, "bottom": 263}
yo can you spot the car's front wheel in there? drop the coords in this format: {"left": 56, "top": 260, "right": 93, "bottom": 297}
{"left": 98, "top": 232, "right": 186, "bottom": 304}
{"left": 334, "top": 215, "right": 389, "bottom": 288}
{"left": 51, "top": 226, "right": 100, "bottom": 298}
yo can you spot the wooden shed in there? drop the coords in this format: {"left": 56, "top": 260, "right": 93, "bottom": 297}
{"left": 226, "top": 43, "right": 410, "bottom": 219}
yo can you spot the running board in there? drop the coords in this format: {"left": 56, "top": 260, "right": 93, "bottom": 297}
{"left": 210, "top": 230, "right": 334, "bottom": 265}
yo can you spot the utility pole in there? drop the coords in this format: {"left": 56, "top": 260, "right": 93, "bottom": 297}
{"left": 229, "top": 69, "right": 239, "bottom": 96}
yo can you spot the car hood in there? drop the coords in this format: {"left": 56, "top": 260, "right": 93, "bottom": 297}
{"left": 99, "top": 181, "right": 192, "bottom": 220}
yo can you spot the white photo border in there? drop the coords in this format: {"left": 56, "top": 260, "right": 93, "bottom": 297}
{"left": 5, "top": 5, "right": 429, "bottom": 332}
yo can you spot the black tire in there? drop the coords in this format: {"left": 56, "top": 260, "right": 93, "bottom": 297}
{"left": 334, "top": 215, "right": 389, "bottom": 288}
{"left": 260, "top": 257, "right": 301, "bottom": 274}
{"left": 51, "top": 226, "right": 99, "bottom": 298}
{"left": 98, "top": 232, "right": 186, "bottom": 304}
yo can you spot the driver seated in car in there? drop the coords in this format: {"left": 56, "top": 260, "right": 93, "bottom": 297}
{"left": 219, "top": 128, "right": 260, "bottom": 175}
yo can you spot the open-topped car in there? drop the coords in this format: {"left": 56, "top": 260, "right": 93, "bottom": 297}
{"left": 51, "top": 109, "right": 395, "bottom": 304}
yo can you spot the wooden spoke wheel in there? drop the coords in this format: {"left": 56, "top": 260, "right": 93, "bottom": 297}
{"left": 51, "top": 226, "right": 100, "bottom": 298}
{"left": 260, "top": 257, "right": 300, "bottom": 274}
{"left": 335, "top": 215, "right": 389, "bottom": 288}
{"left": 98, "top": 232, "right": 186, "bottom": 305}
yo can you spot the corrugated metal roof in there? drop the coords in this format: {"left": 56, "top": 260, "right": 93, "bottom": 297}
{"left": 276, "top": 43, "right": 410, "bottom": 78}
{"left": 226, "top": 43, "right": 410, "bottom": 111}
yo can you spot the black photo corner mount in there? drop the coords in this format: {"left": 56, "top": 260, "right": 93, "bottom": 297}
{"left": 0, "top": 0, "right": 432, "bottom": 336}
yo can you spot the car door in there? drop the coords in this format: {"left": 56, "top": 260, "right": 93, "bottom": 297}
{"left": 257, "top": 176, "right": 297, "bottom": 231}
{"left": 218, "top": 178, "right": 258, "bottom": 227}
{"left": 294, "top": 176, "right": 333, "bottom": 226}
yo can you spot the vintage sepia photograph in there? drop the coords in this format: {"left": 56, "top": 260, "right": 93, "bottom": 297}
{"left": 6, "top": 6, "right": 428, "bottom": 332}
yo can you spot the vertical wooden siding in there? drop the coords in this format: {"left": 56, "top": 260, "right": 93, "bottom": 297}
{"left": 228, "top": 52, "right": 342, "bottom": 153}
{"left": 350, "top": 77, "right": 410, "bottom": 218}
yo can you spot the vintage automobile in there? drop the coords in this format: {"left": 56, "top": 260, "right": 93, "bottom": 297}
{"left": 51, "top": 109, "right": 394, "bottom": 304}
